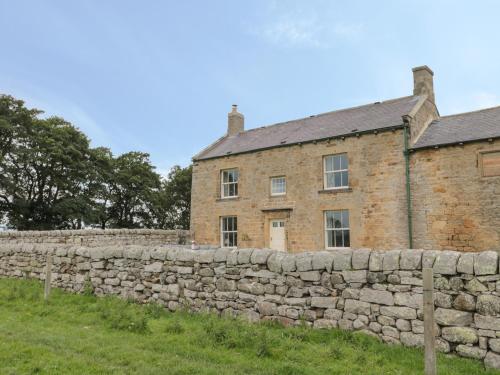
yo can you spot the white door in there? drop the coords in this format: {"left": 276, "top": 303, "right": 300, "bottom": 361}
{"left": 270, "top": 220, "right": 286, "bottom": 251}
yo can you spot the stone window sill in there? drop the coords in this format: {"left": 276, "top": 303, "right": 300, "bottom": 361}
{"left": 318, "top": 188, "right": 353, "bottom": 194}
{"left": 216, "top": 197, "right": 240, "bottom": 202}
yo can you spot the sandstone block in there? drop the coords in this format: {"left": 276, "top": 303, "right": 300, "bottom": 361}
{"left": 360, "top": 289, "right": 394, "bottom": 306}
{"left": 441, "top": 327, "right": 478, "bottom": 344}
{"left": 342, "top": 270, "right": 367, "bottom": 283}
{"left": 457, "top": 252, "right": 474, "bottom": 274}
{"left": 332, "top": 249, "right": 352, "bottom": 271}
{"left": 311, "top": 297, "right": 338, "bottom": 309}
{"left": 400, "top": 250, "right": 422, "bottom": 270}
{"left": 312, "top": 251, "right": 334, "bottom": 272}
{"left": 475, "top": 251, "right": 498, "bottom": 275}
{"left": 434, "top": 308, "right": 473, "bottom": 326}
{"left": 456, "top": 345, "right": 486, "bottom": 360}
{"left": 344, "top": 299, "right": 371, "bottom": 315}
{"left": 299, "top": 271, "right": 321, "bottom": 282}
{"left": 382, "top": 250, "right": 400, "bottom": 271}
{"left": 352, "top": 249, "right": 371, "bottom": 270}
{"left": 369, "top": 252, "right": 383, "bottom": 271}
{"left": 433, "top": 251, "right": 459, "bottom": 275}
{"left": 380, "top": 306, "right": 417, "bottom": 320}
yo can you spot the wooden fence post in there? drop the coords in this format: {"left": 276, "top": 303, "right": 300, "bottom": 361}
{"left": 44, "top": 252, "right": 53, "bottom": 301}
{"left": 423, "top": 267, "right": 436, "bottom": 375}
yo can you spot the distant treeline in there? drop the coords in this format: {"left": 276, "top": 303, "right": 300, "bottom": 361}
{"left": 0, "top": 94, "right": 191, "bottom": 230}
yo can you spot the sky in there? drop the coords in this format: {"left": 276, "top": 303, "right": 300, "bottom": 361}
{"left": 1, "top": 1, "right": 500, "bottom": 174}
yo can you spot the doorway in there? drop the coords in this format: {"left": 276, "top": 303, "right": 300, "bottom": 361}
{"left": 270, "top": 219, "right": 286, "bottom": 251}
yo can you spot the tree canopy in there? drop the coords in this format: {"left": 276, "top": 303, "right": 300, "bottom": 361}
{"left": 0, "top": 94, "right": 191, "bottom": 230}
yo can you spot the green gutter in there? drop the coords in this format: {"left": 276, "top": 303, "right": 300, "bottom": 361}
{"left": 403, "top": 124, "right": 413, "bottom": 249}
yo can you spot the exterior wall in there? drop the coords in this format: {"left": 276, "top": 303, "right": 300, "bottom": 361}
{"left": 0, "top": 229, "right": 190, "bottom": 247}
{"left": 1, "top": 245, "right": 500, "bottom": 369}
{"left": 191, "top": 130, "right": 409, "bottom": 252}
{"left": 411, "top": 139, "right": 500, "bottom": 251}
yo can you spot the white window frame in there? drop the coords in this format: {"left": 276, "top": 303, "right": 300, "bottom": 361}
{"left": 323, "top": 154, "right": 349, "bottom": 190}
{"left": 324, "top": 210, "right": 350, "bottom": 249}
{"left": 220, "top": 216, "right": 237, "bottom": 248}
{"left": 270, "top": 176, "right": 286, "bottom": 196}
{"left": 220, "top": 169, "right": 239, "bottom": 198}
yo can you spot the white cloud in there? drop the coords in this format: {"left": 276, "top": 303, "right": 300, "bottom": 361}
{"left": 250, "top": 7, "right": 363, "bottom": 48}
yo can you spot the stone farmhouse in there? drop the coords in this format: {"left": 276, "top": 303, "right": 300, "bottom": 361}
{"left": 191, "top": 66, "right": 500, "bottom": 252}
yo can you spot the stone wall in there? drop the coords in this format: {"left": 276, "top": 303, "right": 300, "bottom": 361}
{"left": 1, "top": 245, "right": 500, "bottom": 369}
{"left": 191, "top": 130, "right": 409, "bottom": 251}
{"left": 0, "top": 229, "right": 190, "bottom": 247}
{"left": 411, "top": 139, "right": 500, "bottom": 251}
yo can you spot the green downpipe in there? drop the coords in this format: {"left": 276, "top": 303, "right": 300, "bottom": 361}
{"left": 403, "top": 125, "right": 413, "bottom": 249}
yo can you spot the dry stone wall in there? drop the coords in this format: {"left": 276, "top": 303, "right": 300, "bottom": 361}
{"left": 1, "top": 245, "right": 500, "bottom": 369}
{"left": 0, "top": 229, "right": 190, "bottom": 247}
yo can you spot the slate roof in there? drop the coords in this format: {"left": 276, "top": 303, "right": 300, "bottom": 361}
{"left": 194, "top": 95, "right": 421, "bottom": 160}
{"left": 412, "top": 106, "right": 500, "bottom": 149}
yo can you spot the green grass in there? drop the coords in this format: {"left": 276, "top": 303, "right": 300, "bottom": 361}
{"left": 0, "top": 278, "right": 498, "bottom": 375}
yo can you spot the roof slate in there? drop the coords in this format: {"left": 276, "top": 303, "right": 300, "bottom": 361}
{"left": 194, "top": 96, "right": 420, "bottom": 160}
{"left": 412, "top": 106, "right": 500, "bottom": 149}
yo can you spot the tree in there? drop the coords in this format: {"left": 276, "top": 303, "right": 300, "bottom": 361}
{"left": 105, "top": 152, "right": 161, "bottom": 228}
{"left": 148, "top": 165, "right": 192, "bottom": 229}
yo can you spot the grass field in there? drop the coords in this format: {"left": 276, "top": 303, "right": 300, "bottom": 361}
{"left": 0, "top": 278, "right": 498, "bottom": 375}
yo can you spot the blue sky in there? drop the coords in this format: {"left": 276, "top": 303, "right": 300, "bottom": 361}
{"left": 1, "top": 1, "right": 500, "bottom": 174}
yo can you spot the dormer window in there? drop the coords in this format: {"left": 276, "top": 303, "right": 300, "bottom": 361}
{"left": 221, "top": 169, "right": 239, "bottom": 198}
{"left": 324, "top": 154, "right": 349, "bottom": 189}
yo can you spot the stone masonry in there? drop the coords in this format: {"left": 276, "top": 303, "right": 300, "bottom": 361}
{"left": 1, "top": 244, "right": 500, "bottom": 369}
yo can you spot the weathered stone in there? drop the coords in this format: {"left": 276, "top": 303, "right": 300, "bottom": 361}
{"left": 387, "top": 274, "right": 400, "bottom": 284}
{"left": 324, "top": 308, "right": 343, "bottom": 320}
{"left": 360, "top": 289, "right": 394, "bottom": 306}
{"left": 332, "top": 249, "right": 352, "bottom": 271}
{"left": 441, "top": 327, "right": 478, "bottom": 344}
{"left": 338, "top": 319, "right": 353, "bottom": 330}
{"left": 396, "top": 319, "right": 411, "bottom": 332}
{"left": 299, "top": 271, "right": 321, "bottom": 282}
{"left": 422, "top": 250, "right": 438, "bottom": 269}
{"left": 369, "top": 321, "right": 382, "bottom": 333}
{"left": 475, "top": 314, "right": 500, "bottom": 330}
{"left": 367, "top": 272, "right": 386, "bottom": 284}
{"left": 308, "top": 286, "right": 331, "bottom": 297}
{"left": 214, "top": 247, "right": 231, "bottom": 262}
{"left": 344, "top": 299, "right": 371, "bottom": 315}
{"left": 400, "top": 250, "right": 422, "bottom": 270}
{"left": 238, "top": 282, "right": 265, "bottom": 295}
{"left": 456, "top": 345, "right": 486, "bottom": 360}
{"left": 257, "top": 301, "right": 277, "bottom": 316}
{"left": 352, "top": 249, "right": 371, "bottom": 270}
{"left": 485, "top": 352, "right": 500, "bottom": 370}
{"left": 341, "top": 270, "right": 367, "bottom": 283}
{"left": 394, "top": 292, "right": 422, "bottom": 309}
{"left": 176, "top": 249, "right": 196, "bottom": 262}
{"left": 296, "top": 252, "right": 313, "bottom": 271}
{"left": 237, "top": 248, "right": 254, "bottom": 264}
{"left": 490, "top": 339, "right": 500, "bottom": 353}
{"left": 382, "top": 326, "right": 399, "bottom": 338}
{"left": 474, "top": 251, "right": 498, "bottom": 275}
{"left": 380, "top": 306, "right": 417, "bottom": 320}
{"left": 434, "top": 308, "right": 473, "bottom": 326}
{"left": 382, "top": 250, "right": 400, "bottom": 271}
{"left": 369, "top": 252, "right": 383, "bottom": 271}
{"left": 477, "top": 294, "right": 500, "bottom": 315}
{"left": 342, "top": 288, "right": 360, "bottom": 300}
{"left": 434, "top": 292, "right": 453, "bottom": 308}
{"left": 314, "top": 319, "right": 338, "bottom": 329}
{"left": 312, "top": 251, "right": 334, "bottom": 272}
{"left": 465, "top": 278, "right": 488, "bottom": 293}
{"left": 267, "top": 252, "right": 285, "bottom": 273}
{"left": 433, "top": 251, "right": 459, "bottom": 275}
{"left": 216, "top": 278, "right": 236, "bottom": 291}
{"left": 144, "top": 262, "right": 163, "bottom": 273}
{"left": 250, "top": 249, "right": 272, "bottom": 264}
{"left": 457, "top": 252, "right": 475, "bottom": 274}
{"left": 400, "top": 332, "right": 423, "bottom": 347}
{"left": 287, "top": 287, "right": 306, "bottom": 298}
{"left": 281, "top": 254, "right": 296, "bottom": 272}
{"left": 311, "top": 297, "right": 338, "bottom": 309}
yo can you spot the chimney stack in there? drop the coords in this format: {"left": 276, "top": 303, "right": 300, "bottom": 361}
{"left": 412, "top": 65, "right": 435, "bottom": 104}
{"left": 227, "top": 104, "right": 244, "bottom": 136}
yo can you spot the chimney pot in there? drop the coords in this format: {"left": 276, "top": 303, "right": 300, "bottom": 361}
{"left": 412, "top": 65, "right": 435, "bottom": 104}
{"left": 227, "top": 104, "right": 244, "bottom": 136}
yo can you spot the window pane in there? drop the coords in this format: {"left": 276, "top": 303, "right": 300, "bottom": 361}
{"left": 341, "top": 210, "right": 349, "bottom": 228}
{"left": 327, "top": 230, "right": 334, "bottom": 248}
{"left": 326, "top": 172, "right": 335, "bottom": 188}
{"left": 325, "top": 156, "right": 334, "bottom": 172}
{"left": 341, "top": 171, "right": 348, "bottom": 187}
{"left": 325, "top": 211, "right": 334, "bottom": 229}
{"left": 233, "top": 217, "right": 237, "bottom": 231}
{"left": 333, "top": 155, "right": 341, "bottom": 170}
{"left": 343, "top": 230, "right": 350, "bottom": 247}
{"left": 340, "top": 154, "right": 348, "bottom": 169}
{"left": 334, "top": 171, "right": 342, "bottom": 187}
{"left": 335, "top": 230, "right": 343, "bottom": 247}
